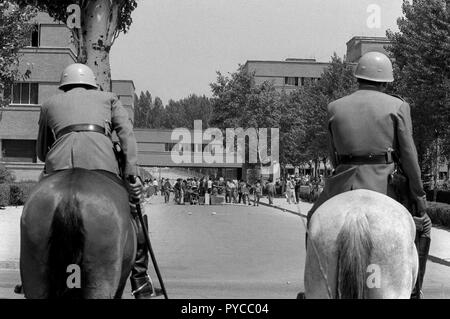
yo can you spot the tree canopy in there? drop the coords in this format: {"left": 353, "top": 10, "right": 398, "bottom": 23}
{"left": 133, "top": 93, "right": 212, "bottom": 130}
{"left": 387, "top": 0, "right": 450, "bottom": 172}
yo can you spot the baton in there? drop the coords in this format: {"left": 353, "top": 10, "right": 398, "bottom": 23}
{"left": 128, "top": 176, "right": 169, "bottom": 299}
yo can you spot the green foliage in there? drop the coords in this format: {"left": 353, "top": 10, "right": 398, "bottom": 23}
{"left": 210, "top": 65, "right": 256, "bottom": 129}
{"left": 11, "top": 181, "right": 36, "bottom": 205}
{"left": 133, "top": 93, "right": 212, "bottom": 129}
{"left": 0, "top": 181, "right": 37, "bottom": 206}
{"left": 14, "top": 0, "right": 137, "bottom": 36}
{"left": 426, "top": 201, "right": 450, "bottom": 229}
{"left": 162, "top": 95, "right": 212, "bottom": 129}
{"left": 0, "top": 1, "right": 37, "bottom": 106}
{"left": 0, "top": 164, "right": 15, "bottom": 184}
{"left": 386, "top": 0, "right": 450, "bottom": 172}
{"left": 0, "top": 184, "right": 10, "bottom": 207}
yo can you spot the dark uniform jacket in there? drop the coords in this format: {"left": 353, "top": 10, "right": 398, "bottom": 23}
{"left": 308, "top": 84, "right": 426, "bottom": 221}
{"left": 37, "top": 87, "right": 138, "bottom": 177}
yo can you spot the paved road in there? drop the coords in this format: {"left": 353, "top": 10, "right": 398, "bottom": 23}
{"left": 1, "top": 199, "right": 450, "bottom": 299}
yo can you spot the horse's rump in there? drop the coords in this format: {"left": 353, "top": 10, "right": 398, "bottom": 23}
{"left": 20, "top": 168, "right": 136, "bottom": 299}
{"left": 305, "top": 189, "right": 418, "bottom": 299}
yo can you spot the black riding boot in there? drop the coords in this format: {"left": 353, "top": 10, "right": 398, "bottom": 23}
{"left": 130, "top": 209, "right": 155, "bottom": 299}
{"left": 411, "top": 235, "right": 431, "bottom": 299}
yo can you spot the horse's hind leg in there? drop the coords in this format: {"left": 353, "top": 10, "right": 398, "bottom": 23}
{"left": 20, "top": 207, "right": 52, "bottom": 299}
{"left": 82, "top": 262, "right": 123, "bottom": 299}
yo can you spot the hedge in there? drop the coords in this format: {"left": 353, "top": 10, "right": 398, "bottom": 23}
{"left": 426, "top": 202, "right": 450, "bottom": 229}
{"left": 0, "top": 182, "right": 37, "bottom": 207}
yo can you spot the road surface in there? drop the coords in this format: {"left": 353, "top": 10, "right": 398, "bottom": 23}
{"left": 1, "top": 199, "right": 450, "bottom": 298}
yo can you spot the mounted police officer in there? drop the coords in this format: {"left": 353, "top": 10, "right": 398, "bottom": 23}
{"left": 35, "top": 63, "right": 155, "bottom": 298}
{"left": 307, "top": 52, "right": 431, "bottom": 299}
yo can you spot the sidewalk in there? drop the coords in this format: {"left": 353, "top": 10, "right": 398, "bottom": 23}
{"left": 258, "top": 196, "right": 450, "bottom": 266}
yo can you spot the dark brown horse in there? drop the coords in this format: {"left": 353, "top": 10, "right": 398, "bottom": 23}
{"left": 20, "top": 168, "right": 136, "bottom": 298}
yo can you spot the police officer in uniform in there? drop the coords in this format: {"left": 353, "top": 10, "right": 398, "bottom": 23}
{"left": 307, "top": 52, "right": 431, "bottom": 299}
{"left": 36, "top": 63, "right": 155, "bottom": 299}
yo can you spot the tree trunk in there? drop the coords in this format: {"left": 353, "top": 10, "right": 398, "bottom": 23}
{"left": 79, "top": 0, "right": 120, "bottom": 92}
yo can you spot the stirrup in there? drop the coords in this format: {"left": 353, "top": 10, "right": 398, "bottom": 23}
{"left": 131, "top": 276, "right": 155, "bottom": 297}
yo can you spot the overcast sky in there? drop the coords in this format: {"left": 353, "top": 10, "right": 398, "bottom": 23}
{"left": 110, "top": 0, "right": 404, "bottom": 104}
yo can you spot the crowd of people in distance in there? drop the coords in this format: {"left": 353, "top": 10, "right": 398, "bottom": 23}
{"left": 141, "top": 173, "right": 325, "bottom": 206}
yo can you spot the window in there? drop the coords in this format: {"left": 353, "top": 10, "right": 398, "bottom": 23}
{"left": 164, "top": 143, "right": 177, "bottom": 152}
{"left": 284, "top": 77, "right": 298, "bottom": 86}
{"left": 1, "top": 140, "right": 37, "bottom": 163}
{"left": 27, "top": 24, "right": 40, "bottom": 47}
{"left": 11, "top": 83, "right": 39, "bottom": 105}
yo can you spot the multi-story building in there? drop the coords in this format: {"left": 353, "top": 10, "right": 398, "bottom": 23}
{"left": 345, "top": 36, "right": 391, "bottom": 63}
{"left": 243, "top": 58, "right": 329, "bottom": 94}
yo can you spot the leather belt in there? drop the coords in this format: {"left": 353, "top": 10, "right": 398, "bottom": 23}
{"left": 56, "top": 124, "right": 109, "bottom": 139}
{"left": 337, "top": 153, "right": 393, "bottom": 165}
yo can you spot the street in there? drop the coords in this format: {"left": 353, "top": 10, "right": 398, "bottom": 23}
{"left": 1, "top": 198, "right": 450, "bottom": 299}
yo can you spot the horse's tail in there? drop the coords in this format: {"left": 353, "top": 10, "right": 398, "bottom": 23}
{"left": 336, "top": 210, "right": 373, "bottom": 299}
{"left": 47, "top": 192, "right": 85, "bottom": 299}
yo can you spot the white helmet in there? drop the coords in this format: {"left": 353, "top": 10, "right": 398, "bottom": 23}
{"left": 354, "top": 52, "right": 394, "bottom": 83}
{"left": 59, "top": 63, "right": 98, "bottom": 90}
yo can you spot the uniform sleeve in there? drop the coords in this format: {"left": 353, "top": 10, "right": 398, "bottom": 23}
{"left": 36, "top": 105, "right": 54, "bottom": 162}
{"left": 395, "top": 102, "right": 426, "bottom": 201}
{"left": 111, "top": 94, "right": 138, "bottom": 176}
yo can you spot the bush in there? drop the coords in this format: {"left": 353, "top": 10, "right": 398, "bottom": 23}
{"left": 0, "top": 164, "right": 14, "bottom": 184}
{"left": 0, "top": 181, "right": 37, "bottom": 206}
{"left": 0, "top": 184, "right": 10, "bottom": 207}
{"left": 426, "top": 202, "right": 450, "bottom": 229}
{"left": 12, "top": 182, "right": 36, "bottom": 205}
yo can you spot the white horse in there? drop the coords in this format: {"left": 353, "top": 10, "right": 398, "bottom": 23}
{"left": 304, "top": 189, "right": 418, "bottom": 299}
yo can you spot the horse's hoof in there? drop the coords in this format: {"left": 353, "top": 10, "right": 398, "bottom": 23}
{"left": 296, "top": 292, "right": 306, "bottom": 299}
{"left": 14, "top": 284, "right": 23, "bottom": 295}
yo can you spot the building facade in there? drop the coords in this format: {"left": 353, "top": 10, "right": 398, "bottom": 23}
{"left": 134, "top": 128, "right": 244, "bottom": 180}
{"left": 345, "top": 36, "right": 391, "bottom": 63}
{"left": 243, "top": 58, "right": 329, "bottom": 94}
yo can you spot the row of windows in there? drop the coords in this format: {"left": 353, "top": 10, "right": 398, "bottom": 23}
{"left": 3, "top": 83, "right": 39, "bottom": 105}
{"left": 284, "top": 77, "right": 320, "bottom": 87}
{"left": 165, "top": 143, "right": 217, "bottom": 153}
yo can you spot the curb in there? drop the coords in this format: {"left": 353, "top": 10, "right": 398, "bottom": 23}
{"left": 258, "top": 201, "right": 307, "bottom": 218}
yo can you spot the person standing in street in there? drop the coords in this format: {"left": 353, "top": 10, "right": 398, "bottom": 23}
{"left": 253, "top": 181, "right": 262, "bottom": 206}
{"left": 285, "top": 177, "right": 296, "bottom": 204}
{"left": 266, "top": 179, "right": 276, "bottom": 205}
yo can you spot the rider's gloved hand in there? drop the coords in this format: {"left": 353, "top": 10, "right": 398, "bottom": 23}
{"left": 127, "top": 176, "right": 143, "bottom": 203}
{"left": 413, "top": 215, "right": 426, "bottom": 232}
{"left": 416, "top": 195, "right": 427, "bottom": 217}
